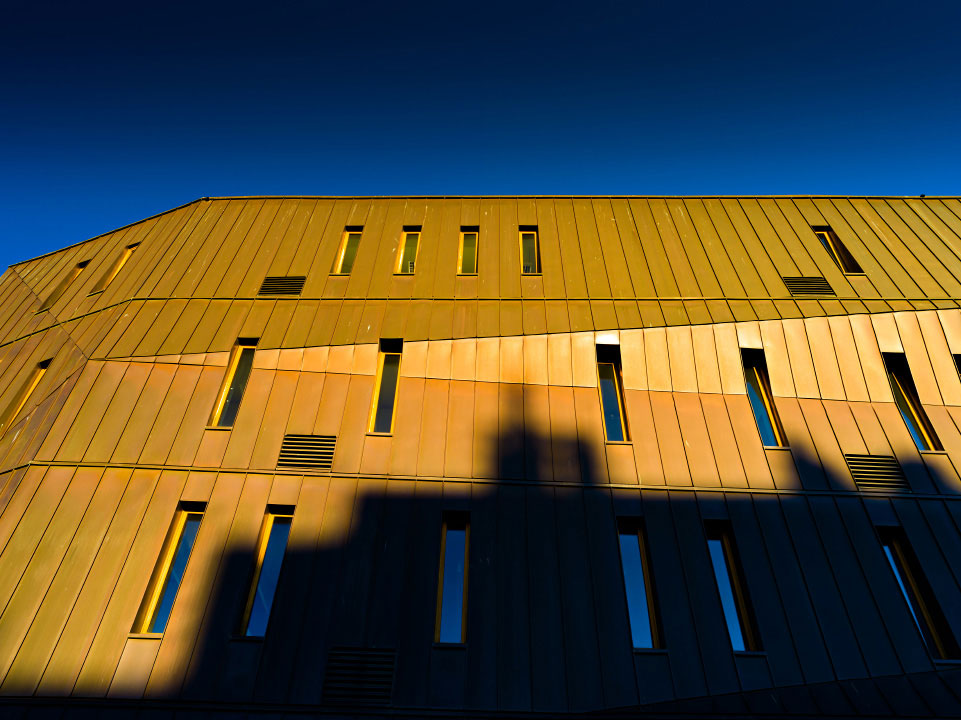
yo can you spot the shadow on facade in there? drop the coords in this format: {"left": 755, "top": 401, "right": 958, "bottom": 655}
{"left": 4, "top": 424, "right": 961, "bottom": 718}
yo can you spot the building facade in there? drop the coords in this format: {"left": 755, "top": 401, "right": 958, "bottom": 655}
{"left": 1, "top": 196, "right": 961, "bottom": 718}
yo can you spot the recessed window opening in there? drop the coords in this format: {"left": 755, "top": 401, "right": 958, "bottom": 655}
{"left": 210, "top": 338, "right": 258, "bottom": 427}
{"left": 812, "top": 226, "right": 863, "bottom": 274}
{"left": 435, "top": 512, "right": 469, "bottom": 644}
{"left": 458, "top": 226, "right": 479, "bottom": 275}
{"left": 0, "top": 358, "right": 51, "bottom": 438}
{"left": 333, "top": 226, "right": 363, "bottom": 274}
{"left": 396, "top": 226, "right": 421, "bottom": 274}
{"left": 597, "top": 344, "right": 629, "bottom": 442}
{"left": 617, "top": 518, "right": 661, "bottom": 649}
{"left": 39, "top": 259, "right": 90, "bottom": 311}
{"left": 878, "top": 526, "right": 960, "bottom": 659}
{"left": 882, "top": 352, "right": 942, "bottom": 452}
{"left": 705, "top": 521, "right": 760, "bottom": 652}
{"left": 369, "top": 338, "right": 402, "bottom": 434}
{"left": 953, "top": 354, "right": 961, "bottom": 379}
{"left": 240, "top": 507, "right": 293, "bottom": 637}
{"left": 134, "top": 503, "right": 205, "bottom": 634}
{"left": 90, "top": 242, "right": 140, "bottom": 294}
{"left": 519, "top": 225, "right": 541, "bottom": 274}
{"left": 741, "top": 348, "right": 787, "bottom": 448}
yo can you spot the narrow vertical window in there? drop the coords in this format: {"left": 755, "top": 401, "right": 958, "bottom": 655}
{"left": 519, "top": 226, "right": 541, "bottom": 274}
{"left": 332, "top": 226, "right": 363, "bottom": 274}
{"left": 210, "top": 338, "right": 257, "bottom": 427}
{"left": 705, "top": 521, "right": 760, "bottom": 652}
{"left": 741, "top": 348, "right": 787, "bottom": 447}
{"left": 39, "top": 259, "right": 90, "bottom": 311}
{"left": 435, "top": 512, "right": 469, "bottom": 644}
{"left": 90, "top": 242, "right": 140, "bottom": 294}
{"left": 879, "top": 526, "right": 960, "bottom": 659}
{"left": 812, "top": 226, "right": 863, "bottom": 274}
{"left": 134, "top": 503, "right": 205, "bottom": 634}
{"left": 617, "top": 519, "right": 661, "bottom": 649}
{"left": 953, "top": 353, "right": 961, "bottom": 379}
{"left": 369, "top": 338, "right": 402, "bottom": 434}
{"left": 597, "top": 344, "right": 629, "bottom": 442}
{"left": 0, "top": 358, "right": 51, "bottom": 438}
{"left": 240, "top": 508, "right": 293, "bottom": 637}
{"left": 458, "top": 226, "right": 478, "bottom": 274}
{"left": 395, "top": 226, "right": 420, "bottom": 274}
{"left": 882, "top": 352, "right": 942, "bottom": 451}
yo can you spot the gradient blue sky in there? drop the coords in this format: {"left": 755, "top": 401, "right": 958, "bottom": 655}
{"left": 2, "top": 0, "right": 960, "bottom": 269}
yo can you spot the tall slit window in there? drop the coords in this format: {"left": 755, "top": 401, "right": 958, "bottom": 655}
{"left": 90, "top": 242, "right": 140, "bottom": 294}
{"left": 741, "top": 348, "right": 787, "bottom": 447}
{"left": 39, "top": 259, "right": 90, "bottom": 311}
{"left": 435, "top": 512, "right": 469, "bottom": 644}
{"left": 519, "top": 226, "right": 541, "bottom": 274}
{"left": 240, "top": 508, "right": 293, "bottom": 637}
{"left": 879, "top": 526, "right": 960, "bottom": 659}
{"left": 134, "top": 503, "right": 204, "bottom": 634}
{"left": 458, "top": 226, "right": 478, "bottom": 274}
{"left": 395, "top": 226, "right": 420, "bottom": 274}
{"left": 332, "top": 227, "right": 363, "bottom": 275}
{"left": 883, "top": 352, "right": 942, "bottom": 451}
{"left": 813, "top": 226, "right": 862, "bottom": 274}
{"left": 369, "top": 338, "right": 402, "bottom": 434}
{"left": 617, "top": 519, "right": 661, "bottom": 649}
{"left": 0, "top": 358, "right": 51, "bottom": 438}
{"left": 210, "top": 338, "right": 257, "bottom": 427}
{"left": 706, "top": 521, "right": 760, "bottom": 652}
{"left": 597, "top": 344, "right": 629, "bottom": 442}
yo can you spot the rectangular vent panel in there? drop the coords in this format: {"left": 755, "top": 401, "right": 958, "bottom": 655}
{"left": 322, "top": 648, "right": 395, "bottom": 706}
{"left": 277, "top": 434, "right": 336, "bottom": 470}
{"left": 781, "top": 276, "right": 836, "bottom": 297}
{"left": 258, "top": 276, "right": 306, "bottom": 296}
{"left": 845, "top": 454, "right": 910, "bottom": 491}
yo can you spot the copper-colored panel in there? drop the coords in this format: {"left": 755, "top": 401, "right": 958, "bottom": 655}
{"left": 521, "top": 384, "right": 552, "bottom": 483}
{"left": 774, "top": 397, "right": 827, "bottom": 490}
{"left": 83, "top": 363, "right": 153, "bottom": 463}
{"left": 249, "top": 370, "right": 299, "bottom": 470}
{"left": 644, "top": 328, "right": 671, "bottom": 392}
{"left": 426, "top": 340, "right": 452, "bottom": 380}
{"left": 471, "top": 380, "right": 498, "bottom": 480}
{"left": 452, "top": 299, "right": 478, "bottom": 337}
{"left": 523, "top": 335, "right": 548, "bottom": 385}
{"left": 56, "top": 362, "right": 129, "bottom": 462}
{"left": 826, "top": 316, "right": 870, "bottom": 402}
{"left": 684, "top": 199, "right": 748, "bottom": 297}
{"left": 937, "top": 309, "right": 961, "bottom": 352}
{"left": 497, "top": 383, "right": 524, "bottom": 481}
{"left": 917, "top": 312, "right": 961, "bottom": 406}
{"left": 759, "top": 321, "right": 795, "bottom": 398}
{"left": 451, "top": 339, "right": 476, "bottom": 381}
{"left": 168, "top": 366, "right": 234, "bottom": 466}
{"left": 444, "top": 380, "right": 474, "bottom": 479}
{"left": 499, "top": 336, "right": 523, "bottom": 385}
{"left": 780, "top": 319, "right": 819, "bottom": 399}
{"left": 571, "top": 332, "right": 597, "bottom": 388}
{"left": 571, "top": 198, "right": 611, "bottom": 298}
{"left": 622, "top": 390, "right": 663, "bottom": 485}
{"left": 666, "top": 327, "right": 696, "bottom": 393}
{"left": 389, "top": 376, "right": 425, "bottom": 477}
{"left": 800, "top": 399, "right": 855, "bottom": 491}
{"left": 848, "top": 313, "right": 892, "bottom": 403}
{"left": 893, "top": 312, "right": 943, "bottom": 405}
{"left": 648, "top": 392, "right": 690, "bottom": 486}
{"left": 848, "top": 403, "right": 895, "bottom": 456}
{"left": 475, "top": 337, "right": 499, "bottom": 383}
{"left": 359, "top": 434, "right": 392, "bottom": 476}
{"left": 673, "top": 393, "right": 719, "bottom": 487}
{"left": 329, "top": 374, "right": 374, "bottom": 475}
{"left": 400, "top": 340, "right": 427, "bottom": 378}
{"left": 572, "top": 386, "right": 609, "bottom": 484}
{"left": 428, "top": 301, "right": 454, "bottom": 341}
{"left": 703, "top": 198, "right": 779, "bottom": 294}
{"left": 804, "top": 317, "right": 845, "bottom": 401}
{"left": 877, "top": 200, "right": 961, "bottom": 296}
{"left": 872, "top": 402, "right": 936, "bottom": 493}
{"left": 699, "top": 394, "right": 748, "bottom": 488}
{"left": 498, "top": 198, "right": 521, "bottom": 299}
{"left": 553, "top": 199, "right": 588, "bottom": 298}
{"left": 137, "top": 365, "right": 202, "bottom": 465}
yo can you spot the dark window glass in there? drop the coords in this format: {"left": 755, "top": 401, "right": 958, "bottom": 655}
{"left": 741, "top": 348, "right": 786, "bottom": 447}
{"left": 217, "top": 346, "right": 256, "bottom": 427}
{"left": 372, "top": 342, "right": 402, "bottom": 433}
{"left": 879, "top": 526, "right": 960, "bottom": 659}
{"left": 706, "top": 522, "right": 760, "bottom": 652}
{"left": 618, "top": 522, "right": 659, "bottom": 649}
{"left": 520, "top": 229, "right": 540, "bottom": 273}
{"left": 813, "top": 226, "right": 862, "bottom": 273}
{"left": 597, "top": 345, "right": 628, "bottom": 442}
{"left": 436, "top": 515, "right": 469, "bottom": 643}
{"left": 244, "top": 514, "right": 292, "bottom": 637}
{"left": 460, "top": 230, "right": 478, "bottom": 274}
{"left": 137, "top": 510, "right": 203, "bottom": 634}
{"left": 398, "top": 231, "right": 419, "bottom": 274}
{"left": 883, "top": 352, "right": 941, "bottom": 451}
{"left": 336, "top": 232, "right": 362, "bottom": 273}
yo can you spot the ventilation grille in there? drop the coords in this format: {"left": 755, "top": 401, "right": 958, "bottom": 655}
{"left": 322, "top": 648, "right": 395, "bottom": 706}
{"left": 781, "top": 276, "right": 836, "bottom": 297}
{"left": 845, "top": 454, "right": 910, "bottom": 491}
{"left": 258, "top": 276, "right": 306, "bottom": 296}
{"left": 277, "top": 434, "right": 336, "bottom": 470}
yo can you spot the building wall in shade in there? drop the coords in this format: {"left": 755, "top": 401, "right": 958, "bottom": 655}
{"left": 1, "top": 196, "right": 961, "bottom": 718}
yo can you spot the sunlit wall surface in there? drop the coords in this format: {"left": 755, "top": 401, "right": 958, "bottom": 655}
{"left": 1, "top": 196, "right": 961, "bottom": 718}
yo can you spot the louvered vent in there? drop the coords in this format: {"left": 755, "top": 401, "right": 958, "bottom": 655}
{"left": 322, "top": 648, "right": 395, "bottom": 706}
{"left": 277, "top": 434, "right": 336, "bottom": 470}
{"left": 781, "top": 276, "right": 836, "bottom": 297}
{"left": 845, "top": 454, "right": 910, "bottom": 491}
{"left": 258, "top": 276, "right": 306, "bottom": 296}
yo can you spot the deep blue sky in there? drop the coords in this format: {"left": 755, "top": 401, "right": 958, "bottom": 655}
{"left": 2, "top": 0, "right": 960, "bottom": 269}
